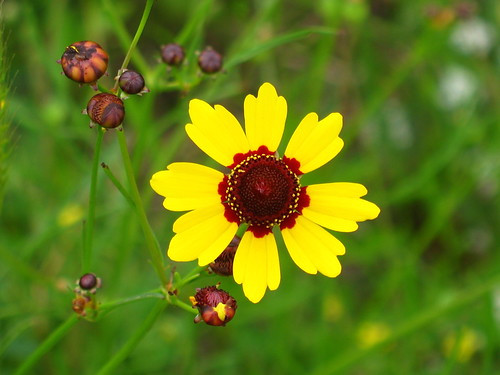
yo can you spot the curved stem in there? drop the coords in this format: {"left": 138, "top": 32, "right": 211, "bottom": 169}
{"left": 98, "top": 291, "right": 165, "bottom": 318}
{"left": 13, "top": 315, "right": 79, "bottom": 375}
{"left": 95, "top": 299, "right": 167, "bottom": 375}
{"left": 116, "top": 129, "right": 168, "bottom": 286}
{"left": 82, "top": 128, "right": 104, "bottom": 273}
{"left": 112, "top": 0, "right": 154, "bottom": 91}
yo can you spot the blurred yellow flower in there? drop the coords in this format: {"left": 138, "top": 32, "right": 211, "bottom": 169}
{"left": 443, "top": 327, "right": 483, "bottom": 362}
{"left": 322, "top": 294, "right": 345, "bottom": 322}
{"left": 57, "top": 204, "right": 84, "bottom": 227}
{"left": 151, "top": 83, "right": 380, "bottom": 303}
{"left": 357, "top": 322, "right": 391, "bottom": 348}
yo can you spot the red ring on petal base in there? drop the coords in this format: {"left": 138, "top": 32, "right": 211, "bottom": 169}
{"left": 218, "top": 146, "right": 310, "bottom": 237}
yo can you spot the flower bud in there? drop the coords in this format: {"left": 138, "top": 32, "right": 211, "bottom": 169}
{"left": 198, "top": 47, "right": 223, "bottom": 74}
{"left": 85, "top": 93, "right": 125, "bottom": 128}
{"left": 209, "top": 236, "right": 240, "bottom": 276}
{"left": 118, "top": 70, "right": 147, "bottom": 95}
{"left": 59, "top": 41, "right": 108, "bottom": 86}
{"left": 78, "top": 273, "right": 101, "bottom": 291}
{"left": 190, "top": 286, "right": 237, "bottom": 326}
{"left": 161, "top": 43, "right": 185, "bottom": 66}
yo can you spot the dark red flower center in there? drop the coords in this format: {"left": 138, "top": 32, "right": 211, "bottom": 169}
{"left": 218, "top": 146, "right": 310, "bottom": 237}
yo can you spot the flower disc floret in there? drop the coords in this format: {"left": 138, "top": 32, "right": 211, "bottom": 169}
{"left": 219, "top": 146, "right": 307, "bottom": 237}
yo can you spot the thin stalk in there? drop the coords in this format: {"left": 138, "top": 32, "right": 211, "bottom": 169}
{"left": 116, "top": 129, "right": 168, "bottom": 286}
{"left": 174, "top": 265, "right": 206, "bottom": 289}
{"left": 13, "top": 315, "right": 79, "bottom": 375}
{"left": 112, "top": 0, "right": 154, "bottom": 91}
{"left": 169, "top": 295, "right": 198, "bottom": 315}
{"left": 98, "top": 290, "right": 165, "bottom": 317}
{"left": 101, "top": 162, "right": 135, "bottom": 207}
{"left": 82, "top": 128, "right": 104, "bottom": 273}
{"left": 95, "top": 299, "right": 167, "bottom": 375}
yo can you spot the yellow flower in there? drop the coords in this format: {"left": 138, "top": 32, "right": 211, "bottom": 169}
{"left": 151, "top": 83, "right": 380, "bottom": 303}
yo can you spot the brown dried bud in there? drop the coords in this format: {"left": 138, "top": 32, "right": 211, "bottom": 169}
{"left": 198, "top": 47, "right": 223, "bottom": 74}
{"left": 161, "top": 43, "right": 185, "bottom": 66}
{"left": 118, "top": 70, "right": 146, "bottom": 95}
{"left": 209, "top": 236, "right": 240, "bottom": 276}
{"left": 59, "top": 41, "right": 108, "bottom": 85}
{"left": 72, "top": 295, "right": 91, "bottom": 316}
{"left": 190, "top": 286, "right": 237, "bottom": 326}
{"left": 86, "top": 93, "right": 125, "bottom": 128}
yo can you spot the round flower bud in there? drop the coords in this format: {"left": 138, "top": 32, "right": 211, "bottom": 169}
{"left": 79, "top": 273, "right": 98, "bottom": 290}
{"left": 59, "top": 41, "right": 108, "bottom": 84}
{"left": 190, "top": 286, "right": 237, "bottom": 326}
{"left": 209, "top": 236, "right": 240, "bottom": 276}
{"left": 161, "top": 43, "right": 185, "bottom": 66}
{"left": 118, "top": 70, "right": 146, "bottom": 95}
{"left": 198, "top": 47, "right": 223, "bottom": 74}
{"left": 86, "top": 93, "right": 125, "bottom": 128}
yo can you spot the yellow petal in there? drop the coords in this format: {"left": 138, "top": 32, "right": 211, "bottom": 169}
{"left": 173, "top": 203, "right": 226, "bottom": 233}
{"left": 150, "top": 162, "right": 223, "bottom": 212}
{"left": 233, "top": 231, "right": 280, "bottom": 303}
{"left": 281, "top": 215, "right": 344, "bottom": 277}
{"left": 167, "top": 207, "right": 238, "bottom": 264}
{"left": 244, "top": 82, "right": 287, "bottom": 151}
{"left": 307, "top": 182, "right": 368, "bottom": 198}
{"left": 285, "top": 112, "right": 344, "bottom": 173}
{"left": 301, "top": 207, "right": 359, "bottom": 232}
{"left": 186, "top": 99, "right": 249, "bottom": 166}
{"left": 305, "top": 183, "right": 381, "bottom": 222}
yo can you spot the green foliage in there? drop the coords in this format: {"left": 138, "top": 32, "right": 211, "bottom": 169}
{"left": 0, "top": 3, "right": 12, "bottom": 213}
{"left": 1, "top": 0, "right": 499, "bottom": 374}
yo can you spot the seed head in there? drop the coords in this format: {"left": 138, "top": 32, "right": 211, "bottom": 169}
{"left": 59, "top": 41, "right": 108, "bottom": 87}
{"left": 86, "top": 93, "right": 125, "bottom": 128}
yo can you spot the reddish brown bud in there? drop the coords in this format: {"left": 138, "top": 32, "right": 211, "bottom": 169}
{"left": 79, "top": 273, "right": 98, "bottom": 290}
{"left": 161, "top": 43, "right": 185, "bottom": 66}
{"left": 59, "top": 41, "right": 108, "bottom": 85}
{"left": 209, "top": 236, "right": 240, "bottom": 276}
{"left": 86, "top": 93, "right": 125, "bottom": 128}
{"left": 198, "top": 47, "right": 223, "bottom": 74}
{"left": 118, "top": 70, "right": 147, "bottom": 95}
{"left": 190, "top": 286, "right": 237, "bottom": 326}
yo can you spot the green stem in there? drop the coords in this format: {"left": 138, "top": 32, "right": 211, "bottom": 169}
{"left": 13, "top": 315, "right": 79, "bottom": 375}
{"left": 174, "top": 265, "right": 206, "bottom": 289}
{"left": 98, "top": 290, "right": 165, "bottom": 317}
{"left": 82, "top": 128, "right": 104, "bottom": 273}
{"left": 100, "top": 162, "right": 135, "bottom": 207}
{"left": 169, "top": 295, "right": 197, "bottom": 315}
{"left": 311, "top": 274, "right": 500, "bottom": 375}
{"left": 116, "top": 129, "right": 168, "bottom": 286}
{"left": 111, "top": 0, "right": 154, "bottom": 91}
{"left": 95, "top": 299, "right": 167, "bottom": 375}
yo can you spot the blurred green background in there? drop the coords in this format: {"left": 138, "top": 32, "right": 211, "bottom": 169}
{"left": 0, "top": 0, "right": 499, "bottom": 374}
